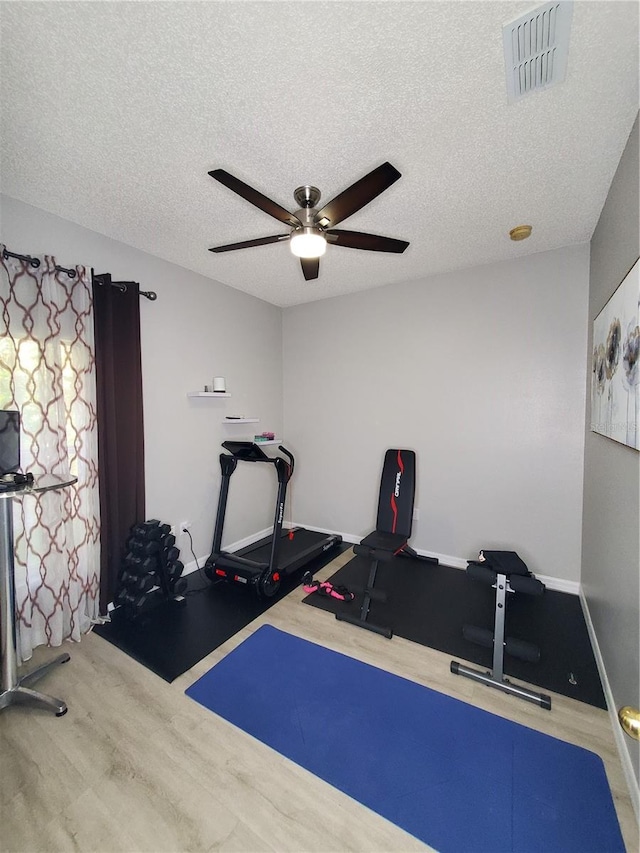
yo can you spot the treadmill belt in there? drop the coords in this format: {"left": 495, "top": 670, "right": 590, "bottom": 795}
{"left": 236, "top": 527, "right": 332, "bottom": 565}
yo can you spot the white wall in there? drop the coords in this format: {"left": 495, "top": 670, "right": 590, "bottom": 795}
{"left": 1, "top": 194, "right": 284, "bottom": 563}
{"left": 0, "top": 196, "right": 593, "bottom": 587}
{"left": 582, "top": 114, "right": 639, "bottom": 791}
{"left": 283, "top": 244, "right": 590, "bottom": 584}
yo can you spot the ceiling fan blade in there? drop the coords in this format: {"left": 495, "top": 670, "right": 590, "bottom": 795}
{"left": 300, "top": 257, "right": 319, "bottom": 281}
{"left": 209, "top": 169, "right": 301, "bottom": 227}
{"left": 313, "top": 162, "right": 402, "bottom": 228}
{"left": 326, "top": 229, "right": 409, "bottom": 253}
{"left": 209, "top": 234, "right": 290, "bottom": 253}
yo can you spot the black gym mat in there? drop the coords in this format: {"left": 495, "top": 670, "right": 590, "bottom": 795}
{"left": 94, "top": 540, "right": 350, "bottom": 683}
{"left": 303, "top": 554, "right": 607, "bottom": 709}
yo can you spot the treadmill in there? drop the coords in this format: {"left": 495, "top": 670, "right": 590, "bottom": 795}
{"left": 204, "top": 441, "right": 342, "bottom": 597}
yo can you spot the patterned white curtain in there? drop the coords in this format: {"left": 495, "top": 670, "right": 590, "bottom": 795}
{"left": 0, "top": 248, "right": 100, "bottom": 659}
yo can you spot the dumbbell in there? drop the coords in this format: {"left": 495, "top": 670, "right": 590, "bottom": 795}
{"left": 127, "top": 528, "right": 162, "bottom": 545}
{"left": 165, "top": 560, "right": 184, "bottom": 584}
{"left": 164, "top": 561, "right": 185, "bottom": 593}
{"left": 157, "top": 544, "right": 180, "bottom": 578}
{"left": 156, "top": 545, "right": 180, "bottom": 590}
{"left": 173, "top": 577, "right": 188, "bottom": 595}
{"left": 119, "top": 570, "right": 156, "bottom": 594}
{"left": 114, "top": 586, "right": 148, "bottom": 614}
{"left": 160, "top": 533, "right": 176, "bottom": 550}
{"left": 123, "top": 591, "right": 149, "bottom": 619}
{"left": 162, "top": 545, "right": 180, "bottom": 565}
{"left": 129, "top": 538, "right": 160, "bottom": 557}
{"left": 122, "top": 553, "right": 156, "bottom": 575}
{"left": 130, "top": 518, "right": 162, "bottom": 538}
{"left": 114, "top": 586, "right": 130, "bottom": 607}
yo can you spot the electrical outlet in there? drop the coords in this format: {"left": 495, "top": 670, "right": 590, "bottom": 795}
{"left": 413, "top": 508, "right": 420, "bottom": 522}
{"left": 179, "top": 520, "right": 192, "bottom": 534}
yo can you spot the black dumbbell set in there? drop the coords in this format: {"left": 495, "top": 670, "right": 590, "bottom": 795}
{"left": 114, "top": 519, "right": 187, "bottom": 619}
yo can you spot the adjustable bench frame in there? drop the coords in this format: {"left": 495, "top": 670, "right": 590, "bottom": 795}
{"left": 450, "top": 555, "right": 552, "bottom": 710}
{"left": 336, "top": 449, "right": 437, "bottom": 639}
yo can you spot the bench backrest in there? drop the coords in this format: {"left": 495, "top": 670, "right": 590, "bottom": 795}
{"left": 376, "top": 448, "right": 415, "bottom": 538}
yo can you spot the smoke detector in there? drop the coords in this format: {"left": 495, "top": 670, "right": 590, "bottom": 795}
{"left": 503, "top": 2, "right": 573, "bottom": 103}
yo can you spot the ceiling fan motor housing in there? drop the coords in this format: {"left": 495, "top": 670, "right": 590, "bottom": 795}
{"left": 293, "top": 185, "right": 321, "bottom": 208}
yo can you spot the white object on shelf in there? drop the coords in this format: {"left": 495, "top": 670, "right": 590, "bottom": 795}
{"left": 223, "top": 418, "right": 259, "bottom": 424}
{"left": 254, "top": 439, "right": 282, "bottom": 446}
{"left": 187, "top": 392, "right": 231, "bottom": 398}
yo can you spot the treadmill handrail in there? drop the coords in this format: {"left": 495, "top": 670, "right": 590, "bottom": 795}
{"left": 278, "top": 445, "right": 294, "bottom": 475}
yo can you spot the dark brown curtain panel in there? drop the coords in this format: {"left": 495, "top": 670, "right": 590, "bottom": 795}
{"left": 92, "top": 276, "right": 145, "bottom": 613}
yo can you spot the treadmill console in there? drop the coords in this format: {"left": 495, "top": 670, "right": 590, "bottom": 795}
{"left": 221, "top": 441, "right": 271, "bottom": 461}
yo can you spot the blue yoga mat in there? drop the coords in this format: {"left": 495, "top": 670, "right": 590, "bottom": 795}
{"left": 185, "top": 625, "right": 624, "bottom": 853}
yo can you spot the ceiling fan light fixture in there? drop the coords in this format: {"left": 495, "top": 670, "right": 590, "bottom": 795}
{"left": 290, "top": 227, "right": 327, "bottom": 258}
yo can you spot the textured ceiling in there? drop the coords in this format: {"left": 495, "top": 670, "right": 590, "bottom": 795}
{"left": 1, "top": 1, "right": 638, "bottom": 307}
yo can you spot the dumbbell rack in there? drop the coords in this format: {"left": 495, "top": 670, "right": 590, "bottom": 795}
{"left": 114, "top": 519, "right": 187, "bottom": 619}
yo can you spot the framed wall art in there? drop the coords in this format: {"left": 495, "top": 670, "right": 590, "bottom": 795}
{"left": 591, "top": 258, "right": 639, "bottom": 450}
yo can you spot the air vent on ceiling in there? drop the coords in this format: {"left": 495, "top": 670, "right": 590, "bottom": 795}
{"left": 503, "top": 1, "right": 573, "bottom": 103}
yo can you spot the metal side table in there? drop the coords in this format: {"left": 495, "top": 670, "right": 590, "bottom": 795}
{"left": 0, "top": 474, "right": 77, "bottom": 716}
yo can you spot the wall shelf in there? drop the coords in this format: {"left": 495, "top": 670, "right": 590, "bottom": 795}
{"left": 254, "top": 440, "right": 281, "bottom": 446}
{"left": 187, "top": 392, "right": 231, "bottom": 398}
{"left": 223, "top": 418, "right": 259, "bottom": 424}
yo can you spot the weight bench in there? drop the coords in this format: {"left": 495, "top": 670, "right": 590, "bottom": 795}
{"left": 450, "top": 550, "right": 552, "bottom": 709}
{"left": 336, "top": 448, "right": 438, "bottom": 639}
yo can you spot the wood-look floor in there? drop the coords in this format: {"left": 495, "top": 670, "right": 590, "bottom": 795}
{"left": 2, "top": 549, "right": 639, "bottom": 853}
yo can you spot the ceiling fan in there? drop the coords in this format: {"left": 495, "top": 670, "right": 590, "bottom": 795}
{"left": 208, "top": 162, "right": 409, "bottom": 281}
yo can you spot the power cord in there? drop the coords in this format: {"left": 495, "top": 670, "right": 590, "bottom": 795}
{"left": 182, "top": 527, "right": 219, "bottom": 594}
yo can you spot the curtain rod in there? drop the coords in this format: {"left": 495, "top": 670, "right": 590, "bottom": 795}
{"left": 1, "top": 249, "right": 157, "bottom": 301}
{"left": 91, "top": 271, "right": 157, "bottom": 301}
{"left": 2, "top": 247, "right": 77, "bottom": 279}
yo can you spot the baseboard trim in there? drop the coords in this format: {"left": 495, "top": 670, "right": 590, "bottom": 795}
{"left": 536, "top": 574, "right": 580, "bottom": 595}
{"left": 579, "top": 588, "right": 640, "bottom": 823}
